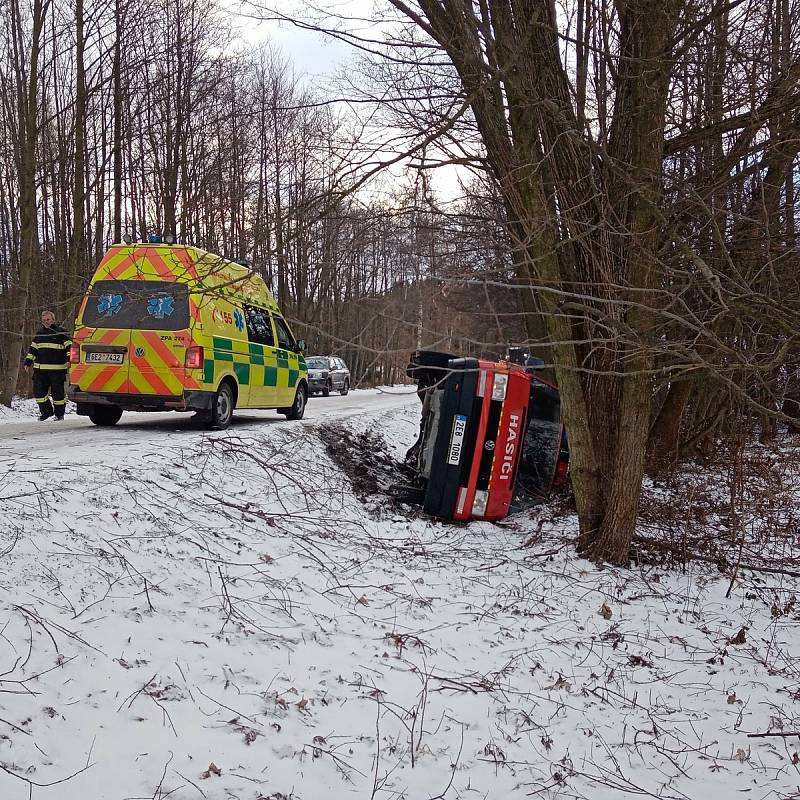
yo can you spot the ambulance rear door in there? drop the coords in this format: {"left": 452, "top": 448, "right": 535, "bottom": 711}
{"left": 125, "top": 281, "right": 192, "bottom": 397}
{"left": 71, "top": 280, "right": 134, "bottom": 395}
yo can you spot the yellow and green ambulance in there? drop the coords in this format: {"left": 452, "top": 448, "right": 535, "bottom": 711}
{"left": 68, "top": 242, "right": 308, "bottom": 428}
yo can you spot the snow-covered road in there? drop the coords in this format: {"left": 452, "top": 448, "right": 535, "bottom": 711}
{"left": 0, "top": 388, "right": 418, "bottom": 457}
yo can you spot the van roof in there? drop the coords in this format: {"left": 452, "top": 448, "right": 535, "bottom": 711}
{"left": 92, "top": 244, "right": 279, "bottom": 311}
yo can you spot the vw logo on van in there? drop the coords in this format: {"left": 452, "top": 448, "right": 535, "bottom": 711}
{"left": 135, "top": 346, "right": 145, "bottom": 358}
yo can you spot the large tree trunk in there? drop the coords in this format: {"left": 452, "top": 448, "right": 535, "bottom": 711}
{"left": 649, "top": 379, "right": 693, "bottom": 462}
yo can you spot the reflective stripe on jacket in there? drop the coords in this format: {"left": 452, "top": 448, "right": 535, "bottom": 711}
{"left": 25, "top": 325, "right": 71, "bottom": 370}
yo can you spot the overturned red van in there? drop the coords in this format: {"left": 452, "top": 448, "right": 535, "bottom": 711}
{"left": 405, "top": 350, "right": 567, "bottom": 522}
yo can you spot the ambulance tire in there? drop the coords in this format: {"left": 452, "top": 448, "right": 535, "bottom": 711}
{"left": 210, "top": 381, "right": 235, "bottom": 429}
{"left": 283, "top": 384, "right": 307, "bottom": 421}
{"left": 89, "top": 406, "right": 123, "bottom": 426}
{"left": 340, "top": 379, "right": 350, "bottom": 396}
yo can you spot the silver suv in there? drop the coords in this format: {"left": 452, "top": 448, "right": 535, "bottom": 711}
{"left": 306, "top": 356, "right": 351, "bottom": 396}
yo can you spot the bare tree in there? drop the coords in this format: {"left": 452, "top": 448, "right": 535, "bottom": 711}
{"left": 0, "top": 0, "right": 50, "bottom": 407}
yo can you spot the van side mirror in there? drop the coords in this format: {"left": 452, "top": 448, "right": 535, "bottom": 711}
{"left": 296, "top": 339, "right": 306, "bottom": 353}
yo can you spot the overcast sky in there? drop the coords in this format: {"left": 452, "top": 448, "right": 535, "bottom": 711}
{"left": 228, "top": 1, "right": 369, "bottom": 79}
{"left": 225, "top": 1, "right": 470, "bottom": 202}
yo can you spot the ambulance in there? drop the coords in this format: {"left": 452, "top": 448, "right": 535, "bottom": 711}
{"left": 68, "top": 241, "right": 308, "bottom": 428}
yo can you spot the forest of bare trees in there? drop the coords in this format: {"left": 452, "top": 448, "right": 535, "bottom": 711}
{"left": 1, "top": 0, "right": 799, "bottom": 563}
{"left": 0, "top": 0, "right": 525, "bottom": 407}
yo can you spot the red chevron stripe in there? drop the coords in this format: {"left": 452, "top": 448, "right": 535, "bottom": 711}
{"left": 108, "top": 252, "right": 137, "bottom": 280}
{"left": 142, "top": 248, "right": 177, "bottom": 281}
{"left": 175, "top": 248, "right": 199, "bottom": 280}
{"left": 139, "top": 331, "right": 180, "bottom": 367}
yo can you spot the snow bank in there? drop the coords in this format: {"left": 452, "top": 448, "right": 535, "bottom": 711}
{"left": 0, "top": 397, "right": 77, "bottom": 424}
{"left": 0, "top": 395, "right": 798, "bottom": 800}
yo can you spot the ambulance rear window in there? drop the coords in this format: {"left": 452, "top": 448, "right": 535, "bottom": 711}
{"left": 82, "top": 280, "right": 190, "bottom": 330}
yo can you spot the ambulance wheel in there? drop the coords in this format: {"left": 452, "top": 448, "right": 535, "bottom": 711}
{"left": 284, "top": 384, "right": 307, "bottom": 420}
{"left": 340, "top": 379, "right": 350, "bottom": 396}
{"left": 89, "top": 406, "right": 123, "bottom": 426}
{"left": 322, "top": 381, "right": 331, "bottom": 397}
{"left": 210, "top": 381, "right": 235, "bottom": 429}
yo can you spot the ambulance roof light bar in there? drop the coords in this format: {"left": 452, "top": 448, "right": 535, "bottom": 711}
{"left": 121, "top": 233, "right": 177, "bottom": 245}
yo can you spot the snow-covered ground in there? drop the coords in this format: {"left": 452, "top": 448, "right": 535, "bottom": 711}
{"left": 1, "top": 390, "right": 799, "bottom": 799}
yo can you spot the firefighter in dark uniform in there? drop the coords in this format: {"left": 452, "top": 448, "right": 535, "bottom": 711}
{"left": 24, "top": 309, "right": 71, "bottom": 421}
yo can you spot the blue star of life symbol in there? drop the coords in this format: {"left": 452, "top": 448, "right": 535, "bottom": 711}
{"left": 97, "top": 293, "right": 123, "bottom": 316}
{"left": 147, "top": 295, "right": 175, "bottom": 320}
{"left": 233, "top": 309, "right": 244, "bottom": 332}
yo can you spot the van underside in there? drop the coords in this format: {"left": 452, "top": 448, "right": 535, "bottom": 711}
{"left": 69, "top": 387, "right": 215, "bottom": 414}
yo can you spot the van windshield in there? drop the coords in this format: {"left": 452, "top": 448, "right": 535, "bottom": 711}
{"left": 82, "top": 280, "right": 190, "bottom": 331}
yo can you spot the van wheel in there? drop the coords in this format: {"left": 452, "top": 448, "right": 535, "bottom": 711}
{"left": 283, "top": 384, "right": 307, "bottom": 420}
{"left": 210, "top": 381, "right": 235, "bottom": 429}
{"left": 323, "top": 381, "right": 331, "bottom": 397}
{"left": 89, "top": 406, "right": 123, "bottom": 426}
{"left": 340, "top": 379, "right": 350, "bottom": 396}
{"left": 407, "top": 350, "right": 455, "bottom": 392}
{"left": 407, "top": 350, "right": 455, "bottom": 374}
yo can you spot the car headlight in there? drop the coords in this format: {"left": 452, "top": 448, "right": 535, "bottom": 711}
{"left": 471, "top": 490, "right": 488, "bottom": 516}
{"left": 492, "top": 374, "right": 508, "bottom": 401}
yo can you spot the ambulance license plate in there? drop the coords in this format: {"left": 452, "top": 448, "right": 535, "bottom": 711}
{"left": 447, "top": 414, "right": 468, "bottom": 465}
{"left": 86, "top": 352, "right": 124, "bottom": 364}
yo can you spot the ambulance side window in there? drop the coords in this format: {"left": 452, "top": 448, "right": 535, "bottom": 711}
{"left": 244, "top": 305, "right": 275, "bottom": 346}
{"left": 273, "top": 316, "right": 296, "bottom": 351}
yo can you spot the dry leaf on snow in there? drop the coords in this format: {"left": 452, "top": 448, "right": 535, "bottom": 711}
{"left": 200, "top": 762, "right": 222, "bottom": 779}
{"left": 729, "top": 627, "right": 747, "bottom": 645}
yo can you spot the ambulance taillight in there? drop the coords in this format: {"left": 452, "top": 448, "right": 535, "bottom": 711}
{"left": 69, "top": 344, "right": 80, "bottom": 364}
{"left": 185, "top": 346, "right": 204, "bottom": 369}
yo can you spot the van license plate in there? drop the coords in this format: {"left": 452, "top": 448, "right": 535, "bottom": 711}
{"left": 447, "top": 414, "right": 468, "bottom": 465}
{"left": 86, "top": 352, "right": 124, "bottom": 364}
